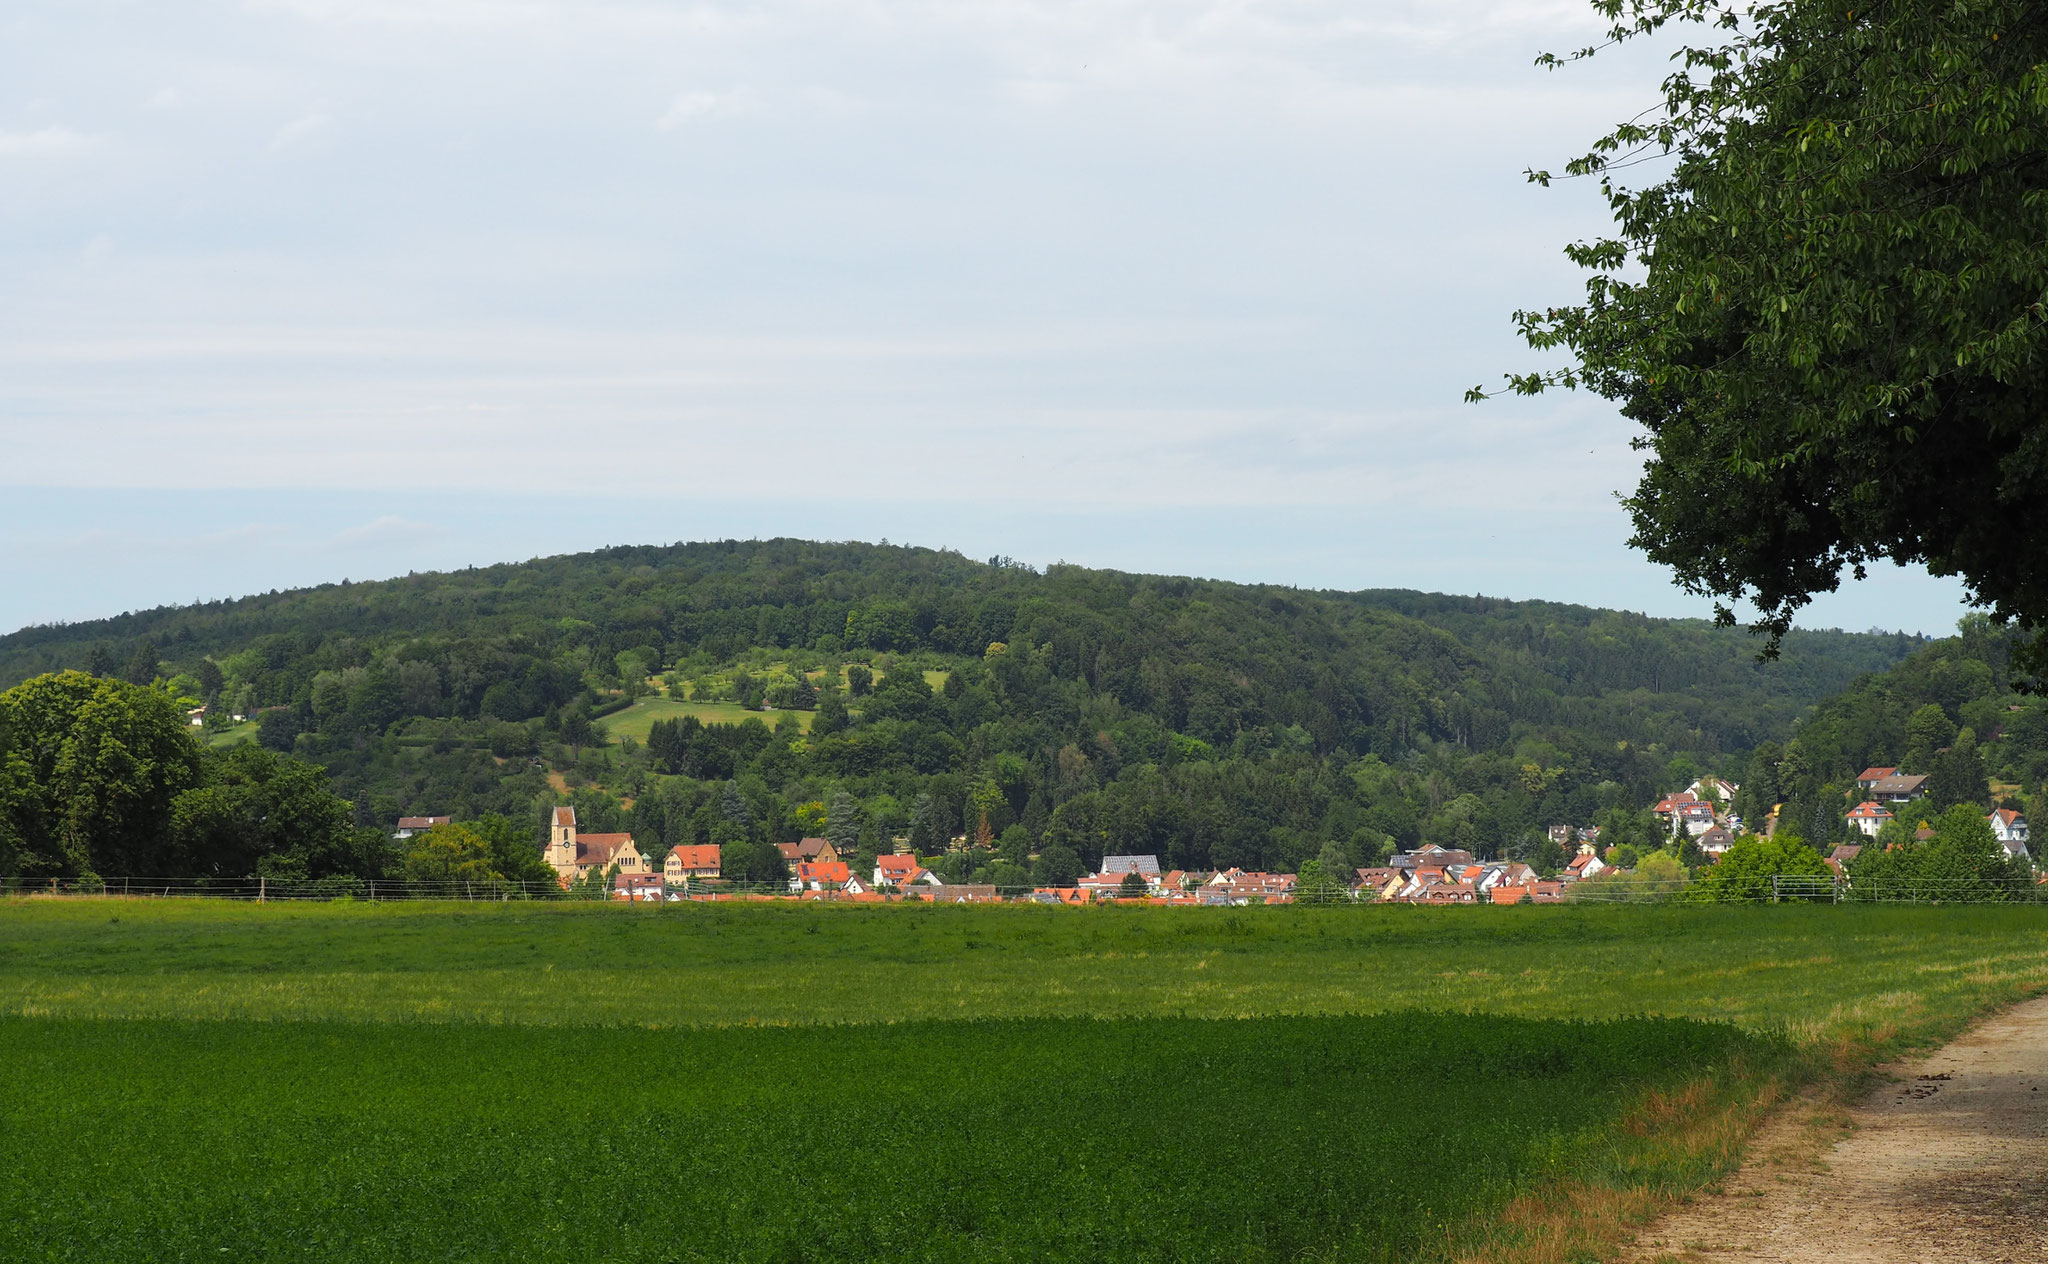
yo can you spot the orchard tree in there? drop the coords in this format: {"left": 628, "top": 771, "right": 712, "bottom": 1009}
{"left": 1486, "top": 0, "right": 2048, "bottom": 654}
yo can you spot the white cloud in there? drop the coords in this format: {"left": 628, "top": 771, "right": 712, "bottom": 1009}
{"left": 0, "top": 126, "right": 97, "bottom": 155}
{"left": 657, "top": 91, "right": 723, "bottom": 130}
{"left": 269, "top": 112, "right": 331, "bottom": 150}
{"left": 146, "top": 86, "right": 184, "bottom": 110}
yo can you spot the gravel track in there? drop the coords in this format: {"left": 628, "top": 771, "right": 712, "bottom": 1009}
{"left": 1627, "top": 993, "right": 2048, "bottom": 1263}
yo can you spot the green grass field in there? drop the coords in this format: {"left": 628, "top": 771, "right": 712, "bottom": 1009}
{"left": 2, "top": 902, "right": 2045, "bottom": 1262}
{"left": 204, "top": 718, "right": 258, "bottom": 747}
{"left": 603, "top": 695, "right": 813, "bottom": 742}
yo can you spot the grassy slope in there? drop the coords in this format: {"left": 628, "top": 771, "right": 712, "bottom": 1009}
{"left": 203, "top": 718, "right": 258, "bottom": 747}
{"left": 603, "top": 695, "right": 813, "bottom": 742}
{"left": 3, "top": 902, "right": 2045, "bottom": 1263}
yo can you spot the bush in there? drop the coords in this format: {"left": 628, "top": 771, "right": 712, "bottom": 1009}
{"left": 1680, "top": 837, "right": 1830, "bottom": 902}
{"left": 1847, "top": 803, "right": 2032, "bottom": 901}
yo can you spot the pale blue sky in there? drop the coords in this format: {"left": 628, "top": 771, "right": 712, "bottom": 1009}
{"left": 0, "top": 1, "right": 1974, "bottom": 636}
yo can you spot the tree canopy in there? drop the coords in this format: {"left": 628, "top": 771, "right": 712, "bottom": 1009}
{"left": 0, "top": 541, "right": 1931, "bottom": 884}
{"left": 1488, "top": 0, "right": 2048, "bottom": 648}
{"left": 0, "top": 672, "right": 200, "bottom": 878}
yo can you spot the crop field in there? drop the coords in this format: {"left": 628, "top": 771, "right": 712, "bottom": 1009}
{"left": 3, "top": 902, "right": 2046, "bottom": 1263}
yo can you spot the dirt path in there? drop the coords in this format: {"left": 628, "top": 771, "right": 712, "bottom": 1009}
{"left": 1626, "top": 993, "right": 2048, "bottom": 1263}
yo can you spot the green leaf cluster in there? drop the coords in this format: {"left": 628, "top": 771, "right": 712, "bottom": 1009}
{"left": 1499, "top": 0, "right": 2048, "bottom": 645}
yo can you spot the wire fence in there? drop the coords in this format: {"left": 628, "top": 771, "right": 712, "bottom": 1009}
{"left": 2, "top": 873, "right": 2043, "bottom": 905}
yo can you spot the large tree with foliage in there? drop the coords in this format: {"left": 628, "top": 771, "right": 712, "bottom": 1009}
{"left": 1681, "top": 834, "right": 1830, "bottom": 901}
{"left": 171, "top": 743, "right": 374, "bottom": 880}
{"left": 0, "top": 672, "right": 202, "bottom": 878}
{"left": 1489, "top": 0, "right": 2048, "bottom": 648}
{"left": 1850, "top": 802, "right": 2029, "bottom": 897}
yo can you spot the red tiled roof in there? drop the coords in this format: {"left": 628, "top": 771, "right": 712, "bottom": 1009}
{"left": 876, "top": 854, "right": 923, "bottom": 878}
{"left": 552, "top": 806, "right": 576, "bottom": 827}
{"left": 796, "top": 861, "right": 851, "bottom": 884}
{"left": 665, "top": 845, "right": 721, "bottom": 870}
{"left": 397, "top": 815, "right": 450, "bottom": 829}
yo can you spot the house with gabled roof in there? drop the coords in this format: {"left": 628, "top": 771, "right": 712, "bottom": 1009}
{"left": 1989, "top": 809, "right": 2031, "bottom": 861}
{"left": 1390, "top": 845, "right": 1473, "bottom": 873}
{"left": 613, "top": 873, "right": 664, "bottom": 902}
{"left": 791, "top": 861, "right": 852, "bottom": 893}
{"left": 1490, "top": 861, "right": 1539, "bottom": 888}
{"left": 1419, "top": 881, "right": 1480, "bottom": 904}
{"left": 1694, "top": 825, "right": 1735, "bottom": 857}
{"left": 1029, "top": 887, "right": 1089, "bottom": 905}
{"left": 1352, "top": 867, "right": 1403, "bottom": 901}
{"left": 1651, "top": 792, "right": 1718, "bottom": 837}
{"left": 1098, "top": 854, "right": 1161, "bottom": 879}
{"left": 1846, "top": 801, "right": 1893, "bottom": 838}
{"left": 1688, "top": 777, "right": 1739, "bottom": 804}
{"left": 775, "top": 837, "right": 840, "bottom": 867}
{"left": 663, "top": 845, "right": 721, "bottom": 884}
{"left": 1560, "top": 853, "right": 1607, "bottom": 884}
{"left": 393, "top": 815, "right": 451, "bottom": 840}
{"left": 1869, "top": 773, "right": 1928, "bottom": 804}
{"left": 874, "top": 853, "right": 937, "bottom": 888}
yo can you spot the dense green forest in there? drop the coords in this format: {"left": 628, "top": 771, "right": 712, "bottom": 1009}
{"left": 0, "top": 540, "right": 1923, "bottom": 883}
{"left": 1739, "top": 614, "right": 2048, "bottom": 847}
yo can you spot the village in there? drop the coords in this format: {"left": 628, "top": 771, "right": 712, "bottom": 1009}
{"left": 392, "top": 769, "right": 2034, "bottom": 905}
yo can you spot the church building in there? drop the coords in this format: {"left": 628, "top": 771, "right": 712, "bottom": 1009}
{"left": 545, "top": 805, "right": 646, "bottom": 886}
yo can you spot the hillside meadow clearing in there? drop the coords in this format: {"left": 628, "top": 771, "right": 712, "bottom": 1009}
{"left": 601, "top": 662, "right": 949, "bottom": 744}
{"left": 602, "top": 694, "right": 814, "bottom": 742}
{"left": 3, "top": 901, "right": 2046, "bottom": 1262}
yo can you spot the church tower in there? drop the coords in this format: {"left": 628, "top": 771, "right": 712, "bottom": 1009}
{"left": 546, "top": 805, "right": 578, "bottom": 880}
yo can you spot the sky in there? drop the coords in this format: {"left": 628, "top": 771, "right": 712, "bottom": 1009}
{"left": 0, "top": 0, "right": 1975, "bottom": 638}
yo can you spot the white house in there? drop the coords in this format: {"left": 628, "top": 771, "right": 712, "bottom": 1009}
{"left": 1561, "top": 853, "right": 1608, "bottom": 884}
{"left": 1846, "top": 801, "right": 1894, "bottom": 839}
{"left": 1989, "top": 809, "right": 2031, "bottom": 861}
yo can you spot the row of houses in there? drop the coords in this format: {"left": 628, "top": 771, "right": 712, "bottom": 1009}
{"left": 1840, "top": 766, "right": 2032, "bottom": 859}
{"left": 1353, "top": 843, "right": 1617, "bottom": 905}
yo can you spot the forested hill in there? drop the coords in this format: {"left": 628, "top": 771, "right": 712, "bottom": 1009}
{"left": 1736, "top": 614, "right": 2047, "bottom": 850}
{"left": 0, "top": 539, "right": 1922, "bottom": 880}
{"left": 4, "top": 539, "right": 1906, "bottom": 756}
